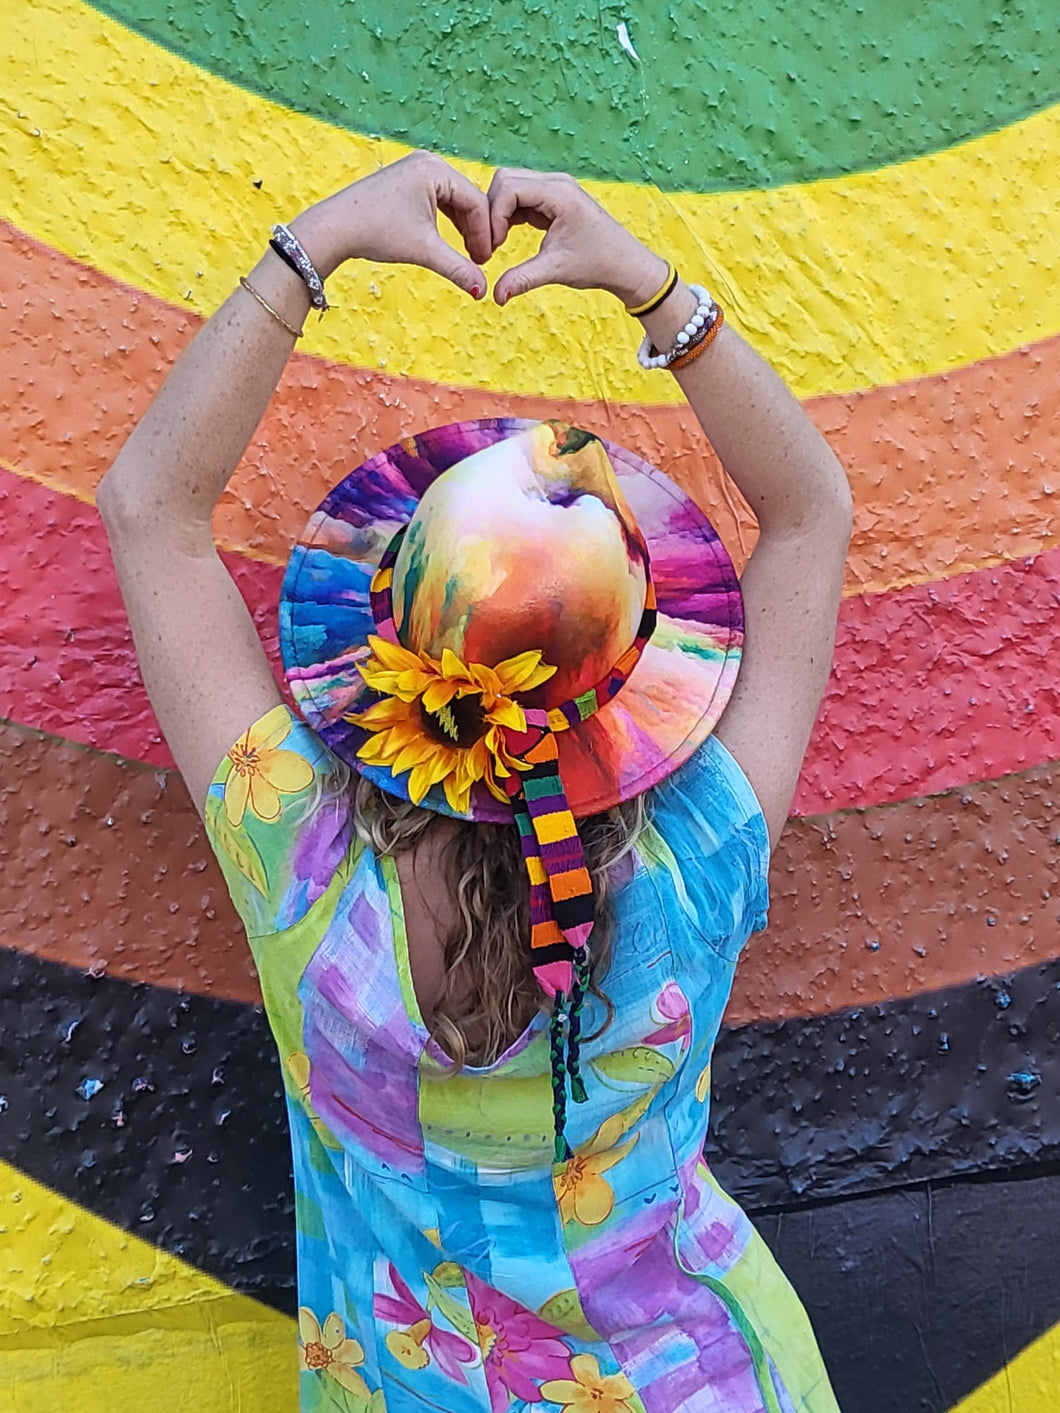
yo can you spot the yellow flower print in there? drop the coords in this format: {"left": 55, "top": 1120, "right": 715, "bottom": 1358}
{"left": 540, "top": 1353, "right": 639, "bottom": 1413}
{"left": 695, "top": 1062, "right": 711, "bottom": 1104}
{"left": 224, "top": 709, "right": 314, "bottom": 826}
{"left": 298, "top": 1308, "right": 370, "bottom": 1399}
{"left": 349, "top": 635, "right": 556, "bottom": 815}
{"left": 553, "top": 1134, "right": 638, "bottom": 1227}
{"left": 385, "top": 1317, "right": 432, "bottom": 1369}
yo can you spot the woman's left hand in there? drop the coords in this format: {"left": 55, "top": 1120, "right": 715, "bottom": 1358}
{"left": 288, "top": 150, "right": 493, "bottom": 297}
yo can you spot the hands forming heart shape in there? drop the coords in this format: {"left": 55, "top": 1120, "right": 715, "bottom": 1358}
{"left": 291, "top": 150, "right": 670, "bottom": 314}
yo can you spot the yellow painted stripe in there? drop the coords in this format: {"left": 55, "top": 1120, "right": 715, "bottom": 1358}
{"left": 0, "top": 1162, "right": 296, "bottom": 1411}
{"left": 5, "top": 0, "right": 1060, "bottom": 405}
{"left": 948, "top": 1319, "right": 1060, "bottom": 1412}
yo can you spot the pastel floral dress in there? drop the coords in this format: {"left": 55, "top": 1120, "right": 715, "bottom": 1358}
{"left": 206, "top": 703, "right": 840, "bottom": 1413}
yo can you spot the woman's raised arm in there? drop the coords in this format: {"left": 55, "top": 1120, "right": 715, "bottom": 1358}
{"left": 97, "top": 153, "right": 491, "bottom": 817}
{"left": 486, "top": 168, "right": 853, "bottom": 849}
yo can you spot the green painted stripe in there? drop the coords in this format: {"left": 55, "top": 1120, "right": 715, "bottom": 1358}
{"left": 89, "top": 0, "right": 1060, "bottom": 191}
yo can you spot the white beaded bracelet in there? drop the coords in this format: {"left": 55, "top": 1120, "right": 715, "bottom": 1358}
{"left": 636, "top": 284, "right": 717, "bottom": 370}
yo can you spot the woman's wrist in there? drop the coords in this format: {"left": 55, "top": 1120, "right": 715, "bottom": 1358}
{"left": 603, "top": 246, "right": 671, "bottom": 310}
{"left": 286, "top": 203, "right": 350, "bottom": 283}
{"left": 638, "top": 280, "right": 700, "bottom": 353}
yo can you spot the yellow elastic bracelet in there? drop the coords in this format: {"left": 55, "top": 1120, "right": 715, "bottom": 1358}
{"left": 625, "top": 262, "right": 677, "bottom": 317}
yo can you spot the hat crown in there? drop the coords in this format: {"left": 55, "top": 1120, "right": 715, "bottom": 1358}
{"left": 391, "top": 423, "right": 649, "bottom": 707}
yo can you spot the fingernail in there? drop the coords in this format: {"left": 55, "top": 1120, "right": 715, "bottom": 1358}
{"left": 469, "top": 284, "right": 482, "bottom": 300}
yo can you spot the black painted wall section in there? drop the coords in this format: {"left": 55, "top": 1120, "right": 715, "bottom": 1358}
{"left": 709, "top": 959, "right": 1060, "bottom": 1206}
{"left": 0, "top": 949, "right": 294, "bottom": 1306}
{"left": 3, "top": 946, "right": 1059, "bottom": 1411}
{"left": 759, "top": 1169, "right": 1060, "bottom": 1413}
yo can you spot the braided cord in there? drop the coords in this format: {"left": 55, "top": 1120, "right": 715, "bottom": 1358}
{"left": 548, "top": 998, "right": 573, "bottom": 1163}
{"left": 566, "top": 951, "right": 591, "bottom": 1105}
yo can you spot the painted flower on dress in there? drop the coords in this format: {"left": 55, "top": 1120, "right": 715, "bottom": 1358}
{"left": 374, "top": 1264, "right": 476, "bottom": 1382}
{"left": 541, "top": 1353, "right": 640, "bottom": 1413}
{"left": 554, "top": 1132, "right": 639, "bottom": 1228}
{"left": 224, "top": 710, "right": 314, "bottom": 826}
{"left": 349, "top": 635, "right": 556, "bottom": 814}
{"left": 644, "top": 980, "right": 691, "bottom": 1046}
{"left": 464, "top": 1272, "right": 572, "bottom": 1411}
{"left": 298, "top": 1307, "right": 370, "bottom": 1401}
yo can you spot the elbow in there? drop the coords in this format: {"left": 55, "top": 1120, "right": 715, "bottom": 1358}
{"left": 814, "top": 452, "right": 854, "bottom": 549}
{"left": 95, "top": 465, "right": 144, "bottom": 542}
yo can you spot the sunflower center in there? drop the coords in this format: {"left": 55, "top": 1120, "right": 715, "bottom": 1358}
{"left": 420, "top": 694, "right": 487, "bottom": 749}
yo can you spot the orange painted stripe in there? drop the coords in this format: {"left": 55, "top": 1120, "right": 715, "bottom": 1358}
{"left": 3, "top": 221, "right": 1059, "bottom": 597}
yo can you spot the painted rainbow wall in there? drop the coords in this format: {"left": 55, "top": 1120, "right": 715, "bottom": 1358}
{"left": 2, "top": 2, "right": 1060, "bottom": 1409}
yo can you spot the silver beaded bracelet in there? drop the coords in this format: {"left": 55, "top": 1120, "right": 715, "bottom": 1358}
{"left": 636, "top": 284, "right": 717, "bottom": 370}
{"left": 270, "top": 223, "right": 330, "bottom": 313}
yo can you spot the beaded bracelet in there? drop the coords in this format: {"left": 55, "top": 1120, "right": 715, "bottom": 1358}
{"left": 270, "top": 223, "right": 330, "bottom": 314}
{"left": 669, "top": 305, "right": 724, "bottom": 372}
{"left": 636, "top": 284, "right": 718, "bottom": 370}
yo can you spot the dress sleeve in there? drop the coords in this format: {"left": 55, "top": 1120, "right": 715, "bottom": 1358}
{"left": 645, "top": 734, "right": 771, "bottom": 962}
{"left": 203, "top": 703, "right": 354, "bottom": 939}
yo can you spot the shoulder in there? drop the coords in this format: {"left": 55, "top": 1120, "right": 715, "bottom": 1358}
{"left": 203, "top": 703, "right": 357, "bottom": 938}
{"left": 637, "top": 734, "right": 770, "bottom": 959}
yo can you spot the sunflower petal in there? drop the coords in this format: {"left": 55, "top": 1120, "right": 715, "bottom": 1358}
{"left": 468, "top": 663, "right": 503, "bottom": 703}
{"left": 352, "top": 696, "right": 418, "bottom": 730}
{"left": 439, "top": 648, "right": 473, "bottom": 682}
{"left": 366, "top": 635, "right": 429, "bottom": 674}
{"left": 393, "top": 737, "right": 439, "bottom": 776}
{"left": 422, "top": 678, "right": 460, "bottom": 714}
{"left": 442, "top": 771, "right": 474, "bottom": 816}
{"left": 487, "top": 698, "right": 526, "bottom": 732}
{"left": 407, "top": 750, "right": 456, "bottom": 805}
{"left": 495, "top": 649, "right": 559, "bottom": 693}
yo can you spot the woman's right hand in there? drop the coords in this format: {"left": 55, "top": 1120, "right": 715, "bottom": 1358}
{"left": 485, "top": 167, "right": 668, "bottom": 309}
{"left": 288, "top": 150, "right": 493, "bottom": 298}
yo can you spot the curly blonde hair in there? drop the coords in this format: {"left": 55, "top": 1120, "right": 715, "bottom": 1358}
{"left": 353, "top": 777, "right": 649, "bottom": 1067}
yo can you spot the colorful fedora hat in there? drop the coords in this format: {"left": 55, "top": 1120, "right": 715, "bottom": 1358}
{"left": 280, "top": 419, "right": 743, "bottom": 1156}
{"left": 279, "top": 418, "right": 744, "bottom": 825}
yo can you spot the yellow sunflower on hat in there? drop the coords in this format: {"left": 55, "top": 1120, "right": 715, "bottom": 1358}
{"left": 348, "top": 635, "right": 557, "bottom": 815}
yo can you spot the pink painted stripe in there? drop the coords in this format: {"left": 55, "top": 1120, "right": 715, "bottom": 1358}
{"left": 2, "top": 465, "right": 1057, "bottom": 813}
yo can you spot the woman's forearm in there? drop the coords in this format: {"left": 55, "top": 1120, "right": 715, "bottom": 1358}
{"left": 640, "top": 285, "right": 853, "bottom": 542}
{"left": 97, "top": 236, "right": 321, "bottom": 537}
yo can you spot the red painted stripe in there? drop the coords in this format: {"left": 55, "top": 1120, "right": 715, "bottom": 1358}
{"left": 2, "top": 464, "right": 1058, "bottom": 812}
{"left": 0, "top": 464, "right": 282, "bottom": 768}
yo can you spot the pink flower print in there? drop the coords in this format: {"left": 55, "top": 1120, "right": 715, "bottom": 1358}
{"left": 464, "top": 1272, "right": 573, "bottom": 1410}
{"left": 645, "top": 980, "right": 691, "bottom": 1046}
{"left": 374, "top": 1264, "right": 476, "bottom": 1383}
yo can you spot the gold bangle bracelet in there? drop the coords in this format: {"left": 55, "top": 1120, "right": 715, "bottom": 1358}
{"left": 238, "top": 275, "right": 304, "bottom": 338}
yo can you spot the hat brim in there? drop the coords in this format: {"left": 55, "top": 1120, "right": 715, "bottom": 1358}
{"left": 279, "top": 419, "right": 743, "bottom": 822}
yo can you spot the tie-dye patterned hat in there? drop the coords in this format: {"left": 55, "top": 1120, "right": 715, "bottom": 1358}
{"left": 280, "top": 418, "right": 742, "bottom": 1156}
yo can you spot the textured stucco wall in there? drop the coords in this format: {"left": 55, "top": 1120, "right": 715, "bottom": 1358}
{"left": 2, "top": 1, "right": 1060, "bottom": 1410}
